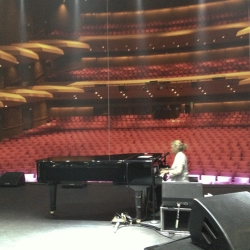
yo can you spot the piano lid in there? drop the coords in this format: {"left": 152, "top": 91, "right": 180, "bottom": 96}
{"left": 36, "top": 152, "right": 162, "bottom": 163}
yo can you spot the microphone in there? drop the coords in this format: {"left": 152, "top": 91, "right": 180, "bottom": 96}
{"left": 162, "top": 152, "right": 170, "bottom": 158}
{"left": 157, "top": 152, "right": 169, "bottom": 165}
{"left": 159, "top": 152, "right": 170, "bottom": 160}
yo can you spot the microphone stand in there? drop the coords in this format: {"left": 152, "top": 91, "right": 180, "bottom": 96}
{"left": 150, "top": 157, "right": 159, "bottom": 224}
{"left": 150, "top": 152, "right": 169, "bottom": 224}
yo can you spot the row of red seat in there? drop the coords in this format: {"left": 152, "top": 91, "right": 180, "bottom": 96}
{"left": 51, "top": 9, "right": 247, "bottom": 37}
{"left": 0, "top": 121, "right": 249, "bottom": 177}
{"left": 46, "top": 57, "right": 249, "bottom": 82}
{"left": 47, "top": 111, "right": 250, "bottom": 130}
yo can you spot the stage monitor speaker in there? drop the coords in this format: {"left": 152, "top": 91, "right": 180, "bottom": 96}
{"left": 0, "top": 172, "right": 25, "bottom": 187}
{"left": 144, "top": 237, "right": 203, "bottom": 250}
{"left": 162, "top": 182, "right": 203, "bottom": 208}
{"left": 61, "top": 181, "right": 87, "bottom": 188}
{"left": 188, "top": 191, "right": 250, "bottom": 250}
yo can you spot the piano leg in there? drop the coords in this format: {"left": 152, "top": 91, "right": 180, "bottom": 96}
{"left": 48, "top": 182, "right": 57, "bottom": 214}
{"left": 135, "top": 190, "right": 142, "bottom": 220}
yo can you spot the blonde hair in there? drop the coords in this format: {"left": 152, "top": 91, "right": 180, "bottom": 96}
{"left": 171, "top": 140, "right": 187, "bottom": 152}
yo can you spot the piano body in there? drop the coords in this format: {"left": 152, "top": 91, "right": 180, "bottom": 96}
{"left": 36, "top": 153, "right": 162, "bottom": 219}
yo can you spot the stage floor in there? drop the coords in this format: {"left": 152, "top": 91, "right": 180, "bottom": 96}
{"left": 0, "top": 183, "right": 189, "bottom": 250}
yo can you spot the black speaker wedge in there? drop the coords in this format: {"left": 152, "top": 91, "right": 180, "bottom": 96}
{"left": 0, "top": 172, "right": 25, "bottom": 187}
{"left": 188, "top": 191, "right": 250, "bottom": 250}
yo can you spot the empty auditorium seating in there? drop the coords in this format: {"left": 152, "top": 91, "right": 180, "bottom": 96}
{"left": 51, "top": 7, "right": 248, "bottom": 39}
{"left": 46, "top": 57, "right": 250, "bottom": 82}
{"left": 0, "top": 112, "right": 249, "bottom": 184}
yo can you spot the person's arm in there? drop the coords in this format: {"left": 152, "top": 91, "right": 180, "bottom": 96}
{"left": 168, "top": 153, "right": 186, "bottom": 177}
{"left": 168, "top": 163, "right": 184, "bottom": 177}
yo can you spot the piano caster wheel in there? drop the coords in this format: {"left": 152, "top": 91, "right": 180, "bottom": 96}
{"left": 50, "top": 211, "right": 55, "bottom": 215}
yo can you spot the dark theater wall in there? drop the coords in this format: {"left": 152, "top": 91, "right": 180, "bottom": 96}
{"left": 0, "top": 0, "right": 53, "bottom": 45}
{"left": 0, "top": 106, "right": 23, "bottom": 139}
{"left": 0, "top": 0, "right": 19, "bottom": 44}
{"left": 194, "top": 101, "right": 250, "bottom": 113}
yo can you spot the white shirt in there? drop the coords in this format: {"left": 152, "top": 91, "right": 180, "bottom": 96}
{"left": 165, "top": 151, "right": 189, "bottom": 182}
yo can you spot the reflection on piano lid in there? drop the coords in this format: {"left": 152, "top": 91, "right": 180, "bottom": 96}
{"left": 37, "top": 153, "right": 160, "bottom": 163}
{"left": 138, "top": 155, "right": 154, "bottom": 159}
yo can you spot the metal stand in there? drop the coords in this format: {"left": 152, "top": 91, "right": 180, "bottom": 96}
{"left": 150, "top": 158, "right": 159, "bottom": 224}
{"left": 160, "top": 206, "right": 191, "bottom": 235}
{"left": 175, "top": 203, "right": 181, "bottom": 229}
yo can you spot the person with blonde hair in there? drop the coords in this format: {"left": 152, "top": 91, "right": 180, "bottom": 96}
{"left": 160, "top": 140, "right": 189, "bottom": 182}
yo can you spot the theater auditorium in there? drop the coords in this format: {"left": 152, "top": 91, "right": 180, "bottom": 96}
{"left": 0, "top": 0, "right": 250, "bottom": 249}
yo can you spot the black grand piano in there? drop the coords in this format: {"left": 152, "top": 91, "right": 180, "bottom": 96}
{"left": 36, "top": 153, "right": 163, "bottom": 219}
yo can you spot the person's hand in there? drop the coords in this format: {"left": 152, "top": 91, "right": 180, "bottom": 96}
{"left": 163, "top": 173, "right": 170, "bottom": 181}
{"left": 159, "top": 168, "right": 169, "bottom": 174}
